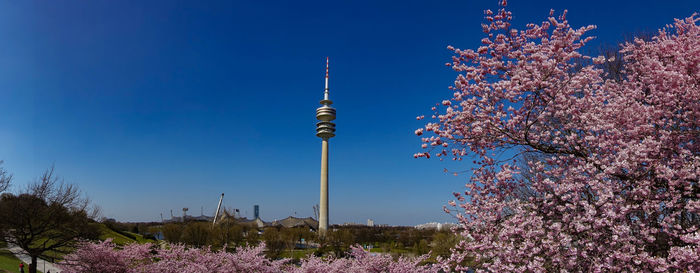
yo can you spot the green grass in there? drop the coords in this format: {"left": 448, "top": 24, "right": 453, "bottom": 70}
{"left": 19, "top": 223, "right": 156, "bottom": 265}
{"left": 122, "top": 231, "right": 154, "bottom": 244}
{"left": 0, "top": 243, "right": 22, "bottom": 273}
{"left": 280, "top": 249, "right": 316, "bottom": 259}
{"left": 0, "top": 241, "right": 42, "bottom": 273}
{"left": 98, "top": 224, "right": 134, "bottom": 245}
{"left": 97, "top": 224, "right": 155, "bottom": 245}
{"left": 369, "top": 247, "right": 411, "bottom": 254}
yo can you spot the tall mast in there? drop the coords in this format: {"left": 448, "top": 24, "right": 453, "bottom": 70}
{"left": 213, "top": 193, "right": 224, "bottom": 225}
{"left": 315, "top": 57, "right": 336, "bottom": 236}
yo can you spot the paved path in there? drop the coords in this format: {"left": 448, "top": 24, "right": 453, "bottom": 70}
{"left": 6, "top": 244, "right": 62, "bottom": 273}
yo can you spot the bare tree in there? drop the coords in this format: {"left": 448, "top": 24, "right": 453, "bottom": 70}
{"left": 0, "top": 161, "right": 11, "bottom": 193}
{"left": 0, "top": 166, "right": 99, "bottom": 273}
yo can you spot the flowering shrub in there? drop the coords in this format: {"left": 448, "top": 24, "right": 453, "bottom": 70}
{"left": 60, "top": 240, "right": 438, "bottom": 273}
{"left": 416, "top": 1, "right": 699, "bottom": 272}
{"left": 291, "top": 246, "right": 437, "bottom": 273}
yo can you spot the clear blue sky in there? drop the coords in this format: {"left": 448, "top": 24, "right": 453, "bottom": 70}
{"left": 0, "top": 0, "right": 697, "bottom": 225}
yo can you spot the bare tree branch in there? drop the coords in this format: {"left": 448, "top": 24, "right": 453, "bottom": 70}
{"left": 0, "top": 161, "right": 12, "bottom": 193}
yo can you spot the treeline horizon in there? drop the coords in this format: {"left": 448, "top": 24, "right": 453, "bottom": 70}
{"left": 103, "top": 218, "right": 461, "bottom": 261}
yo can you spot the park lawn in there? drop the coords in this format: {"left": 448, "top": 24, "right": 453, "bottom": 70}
{"left": 280, "top": 249, "right": 316, "bottom": 259}
{"left": 98, "top": 224, "right": 139, "bottom": 245}
{"left": 369, "top": 247, "right": 411, "bottom": 254}
{"left": 29, "top": 223, "right": 157, "bottom": 264}
{"left": 0, "top": 241, "right": 42, "bottom": 273}
{"left": 25, "top": 222, "right": 147, "bottom": 263}
{"left": 28, "top": 234, "right": 81, "bottom": 263}
{"left": 122, "top": 231, "right": 155, "bottom": 244}
{"left": 98, "top": 224, "right": 155, "bottom": 245}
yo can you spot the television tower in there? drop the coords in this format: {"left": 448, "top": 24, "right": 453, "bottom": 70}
{"left": 316, "top": 57, "right": 336, "bottom": 236}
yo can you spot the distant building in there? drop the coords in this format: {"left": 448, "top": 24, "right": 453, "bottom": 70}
{"left": 165, "top": 204, "right": 316, "bottom": 231}
{"left": 270, "top": 216, "right": 318, "bottom": 230}
{"left": 238, "top": 217, "right": 266, "bottom": 228}
{"left": 414, "top": 222, "right": 457, "bottom": 231}
{"left": 367, "top": 219, "right": 374, "bottom": 227}
{"left": 164, "top": 215, "right": 214, "bottom": 223}
{"left": 191, "top": 215, "right": 213, "bottom": 222}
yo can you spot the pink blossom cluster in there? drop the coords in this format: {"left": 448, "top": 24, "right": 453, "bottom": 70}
{"left": 60, "top": 240, "right": 439, "bottom": 273}
{"left": 417, "top": 1, "right": 699, "bottom": 272}
{"left": 60, "top": 239, "right": 287, "bottom": 273}
{"left": 291, "top": 246, "right": 438, "bottom": 273}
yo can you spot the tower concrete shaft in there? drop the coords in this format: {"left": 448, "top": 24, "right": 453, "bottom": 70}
{"left": 316, "top": 57, "right": 335, "bottom": 236}
{"left": 319, "top": 139, "right": 329, "bottom": 235}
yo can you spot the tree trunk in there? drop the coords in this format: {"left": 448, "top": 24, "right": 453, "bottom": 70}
{"left": 29, "top": 256, "right": 37, "bottom": 273}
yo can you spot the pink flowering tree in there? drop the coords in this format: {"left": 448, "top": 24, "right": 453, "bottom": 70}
{"left": 416, "top": 1, "right": 699, "bottom": 272}
{"left": 61, "top": 241, "right": 439, "bottom": 273}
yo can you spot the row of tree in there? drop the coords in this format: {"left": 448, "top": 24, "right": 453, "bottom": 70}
{"left": 149, "top": 220, "right": 460, "bottom": 260}
{"left": 161, "top": 221, "right": 254, "bottom": 248}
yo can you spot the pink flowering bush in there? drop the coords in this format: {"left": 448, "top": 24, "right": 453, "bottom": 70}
{"left": 291, "top": 246, "right": 438, "bottom": 273}
{"left": 61, "top": 240, "right": 438, "bottom": 273}
{"left": 60, "top": 239, "right": 136, "bottom": 273}
{"left": 416, "top": 1, "right": 699, "bottom": 272}
{"left": 61, "top": 240, "right": 287, "bottom": 273}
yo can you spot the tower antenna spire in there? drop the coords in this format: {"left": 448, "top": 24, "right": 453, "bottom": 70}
{"left": 324, "top": 57, "right": 329, "bottom": 100}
